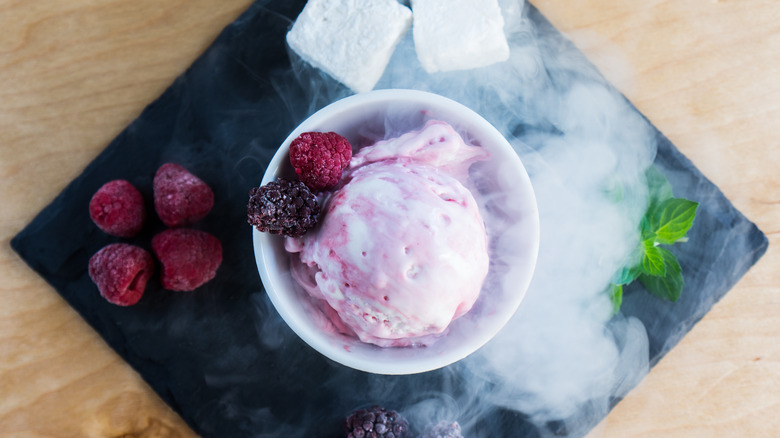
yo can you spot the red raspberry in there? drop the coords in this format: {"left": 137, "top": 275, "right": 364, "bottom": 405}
{"left": 153, "top": 163, "right": 214, "bottom": 227}
{"left": 152, "top": 228, "right": 222, "bottom": 292}
{"left": 89, "top": 180, "right": 146, "bottom": 237}
{"left": 289, "top": 131, "right": 352, "bottom": 191}
{"left": 88, "top": 243, "right": 155, "bottom": 306}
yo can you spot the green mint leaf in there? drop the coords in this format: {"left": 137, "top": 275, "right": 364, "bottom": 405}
{"left": 608, "top": 166, "right": 695, "bottom": 308}
{"left": 613, "top": 265, "right": 640, "bottom": 285}
{"left": 639, "top": 247, "right": 684, "bottom": 302}
{"left": 610, "top": 283, "right": 623, "bottom": 315}
{"left": 649, "top": 198, "right": 699, "bottom": 245}
{"left": 645, "top": 166, "right": 674, "bottom": 207}
{"left": 640, "top": 215, "right": 655, "bottom": 241}
{"left": 641, "top": 240, "right": 666, "bottom": 277}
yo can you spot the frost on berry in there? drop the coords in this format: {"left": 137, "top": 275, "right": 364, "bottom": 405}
{"left": 289, "top": 131, "right": 352, "bottom": 191}
{"left": 152, "top": 228, "right": 223, "bottom": 291}
{"left": 88, "top": 243, "right": 154, "bottom": 306}
{"left": 344, "top": 406, "right": 410, "bottom": 438}
{"left": 247, "top": 178, "right": 320, "bottom": 237}
{"left": 89, "top": 179, "right": 146, "bottom": 237}
{"left": 421, "top": 421, "right": 464, "bottom": 438}
{"left": 153, "top": 163, "right": 214, "bottom": 227}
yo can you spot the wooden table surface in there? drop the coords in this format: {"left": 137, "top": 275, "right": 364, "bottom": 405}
{"left": 1, "top": 1, "right": 778, "bottom": 436}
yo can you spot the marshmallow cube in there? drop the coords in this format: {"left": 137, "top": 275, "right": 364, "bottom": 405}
{"left": 411, "top": 0, "right": 510, "bottom": 73}
{"left": 286, "top": 0, "right": 412, "bottom": 93}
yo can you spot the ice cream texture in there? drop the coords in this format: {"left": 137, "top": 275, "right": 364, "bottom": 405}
{"left": 286, "top": 120, "right": 490, "bottom": 347}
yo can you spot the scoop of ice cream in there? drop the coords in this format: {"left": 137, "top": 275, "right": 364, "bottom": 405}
{"left": 350, "top": 120, "right": 487, "bottom": 179}
{"left": 287, "top": 121, "right": 489, "bottom": 347}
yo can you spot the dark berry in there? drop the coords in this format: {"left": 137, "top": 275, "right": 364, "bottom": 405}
{"left": 151, "top": 228, "right": 222, "bottom": 291}
{"left": 247, "top": 178, "right": 319, "bottom": 237}
{"left": 422, "top": 421, "right": 464, "bottom": 438}
{"left": 344, "top": 406, "right": 410, "bottom": 438}
{"left": 88, "top": 243, "right": 154, "bottom": 306}
{"left": 153, "top": 163, "right": 214, "bottom": 227}
{"left": 89, "top": 179, "right": 146, "bottom": 237}
{"left": 289, "top": 131, "right": 352, "bottom": 191}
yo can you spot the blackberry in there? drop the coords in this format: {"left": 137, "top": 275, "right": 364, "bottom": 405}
{"left": 344, "top": 406, "right": 410, "bottom": 438}
{"left": 247, "top": 178, "right": 320, "bottom": 237}
{"left": 421, "top": 421, "right": 464, "bottom": 438}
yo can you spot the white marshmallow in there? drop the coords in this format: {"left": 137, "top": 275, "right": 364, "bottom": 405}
{"left": 286, "top": 0, "right": 412, "bottom": 93}
{"left": 411, "top": 0, "right": 510, "bottom": 73}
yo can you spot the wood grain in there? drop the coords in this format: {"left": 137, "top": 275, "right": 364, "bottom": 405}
{"left": 1, "top": 0, "right": 778, "bottom": 437}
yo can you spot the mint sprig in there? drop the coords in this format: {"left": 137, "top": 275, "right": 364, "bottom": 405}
{"left": 639, "top": 246, "right": 684, "bottom": 301}
{"left": 647, "top": 198, "right": 698, "bottom": 245}
{"left": 609, "top": 167, "right": 698, "bottom": 313}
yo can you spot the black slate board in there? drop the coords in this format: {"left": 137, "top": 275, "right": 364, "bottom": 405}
{"left": 11, "top": 1, "right": 768, "bottom": 437}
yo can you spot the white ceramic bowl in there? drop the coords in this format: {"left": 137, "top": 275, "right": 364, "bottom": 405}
{"left": 253, "top": 89, "right": 539, "bottom": 375}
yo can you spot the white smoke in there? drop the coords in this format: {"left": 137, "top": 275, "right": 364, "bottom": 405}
{"left": 378, "top": 2, "right": 656, "bottom": 432}
{"left": 259, "top": 1, "right": 658, "bottom": 435}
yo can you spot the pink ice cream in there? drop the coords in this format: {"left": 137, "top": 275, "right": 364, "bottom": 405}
{"left": 285, "top": 120, "right": 490, "bottom": 347}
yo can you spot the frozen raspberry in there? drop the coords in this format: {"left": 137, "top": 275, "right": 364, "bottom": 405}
{"left": 153, "top": 163, "right": 214, "bottom": 227}
{"left": 289, "top": 131, "right": 352, "bottom": 191}
{"left": 421, "top": 421, "right": 463, "bottom": 438}
{"left": 88, "top": 243, "right": 154, "bottom": 306}
{"left": 151, "top": 228, "right": 222, "bottom": 291}
{"left": 89, "top": 179, "right": 146, "bottom": 237}
{"left": 247, "top": 178, "right": 319, "bottom": 237}
{"left": 344, "top": 406, "right": 410, "bottom": 438}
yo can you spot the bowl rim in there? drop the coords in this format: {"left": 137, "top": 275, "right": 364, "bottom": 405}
{"left": 252, "top": 89, "right": 539, "bottom": 375}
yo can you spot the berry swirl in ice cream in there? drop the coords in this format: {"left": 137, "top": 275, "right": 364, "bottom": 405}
{"left": 285, "top": 120, "right": 490, "bottom": 347}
